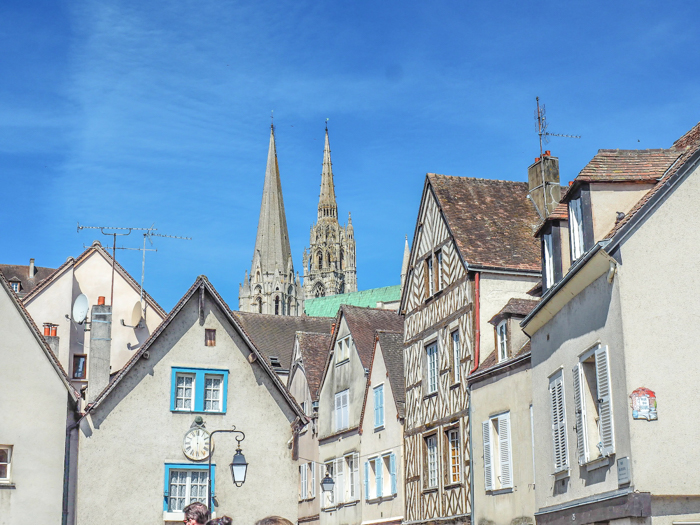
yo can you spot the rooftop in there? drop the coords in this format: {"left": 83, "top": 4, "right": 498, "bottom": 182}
{"left": 304, "top": 285, "right": 401, "bottom": 317}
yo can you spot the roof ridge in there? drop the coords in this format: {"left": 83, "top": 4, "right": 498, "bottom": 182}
{"left": 428, "top": 173, "right": 529, "bottom": 185}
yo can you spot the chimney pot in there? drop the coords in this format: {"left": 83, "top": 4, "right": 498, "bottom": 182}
{"left": 569, "top": 181, "right": 574, "bottom": 186}
{"left": 535, "top": 157, "right": 540, "bottom": 163}
{"left": 545, "top": 150, "right": 551, "bottom": 156}
{"left": 98, "top": 296, "right": 106, "bottom": 305}
{"left": 50, "top": 325, "right": 57, "bottom": 337}
{"left": 331, "top": 323, "right": 336, "bottom": 335}
{"left": 44, "top": 323, "right": 51, "bottom": 336}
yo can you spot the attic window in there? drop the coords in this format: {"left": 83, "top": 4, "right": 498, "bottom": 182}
{"left": 9, "top": 281, "right": 19, "bottom": 293}
{"left": 270, "top": 356, "right": 282, "bottom": 368}
{"left": 497, "top": 321, "right": 508, "bottom": 362}
{"left": 205, "top": 329, "right": 216, "bottom": 347}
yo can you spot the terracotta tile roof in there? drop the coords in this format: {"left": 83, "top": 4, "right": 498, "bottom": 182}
{"left": 296, "top": 331, "right": 333, "bottom": 400}
{"left": 341, "top": 305, "right": 404, "bottom": 369}
{"left": 428, "top": 174, "right": 541, "bottom": 272}
{"left": 0, "top": 264, "right": 56, "bottom": 297}
{"left": 234, "top": 312, "right": 334, "bottom": 371}
{"left": 375, "top": 330, "right": 406, "bottom": 419}
{"left": 573, "top": 149, "right": 682, "bottom": 184}
{"left": 488, "top": 298, "right": 539, "bottom": 325}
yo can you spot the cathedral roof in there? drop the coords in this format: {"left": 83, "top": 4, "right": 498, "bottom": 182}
{"left": 427, "top": 174, "right": 542, "bottom": 273}
{"left": 252, "top": 125, "right": 293, "bottom": 276}
{"left": 304, "top": 285, "right": 401, "bottom": 317}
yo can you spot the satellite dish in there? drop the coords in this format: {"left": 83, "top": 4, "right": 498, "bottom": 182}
{"left": 72, "top": 294, "right": 89, "bottom": 324}
{"left": 131, "top": 301, "right": 143, "bottom": 328}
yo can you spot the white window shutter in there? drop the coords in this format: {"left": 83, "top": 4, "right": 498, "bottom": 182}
{"left": 353, "top": 453, "right": 359, "bottom": 500}
{"left": 311, "top": 462, "right": 316, "bottom": 498}
{"left": 498, "top": 413, "right": 513, "bottom": 488}
{"left": 335, "top": 458, "right": 344, "bottom": 503}
{"left": 595, "top": 346, "right": 615, "bottom": 456}
{"left": 550, "top": 374, "right": 569, "bottom": 472}
{"left": 572, "top": 363, "right": 588, "bottom": 465}
{"left": 482, "top": 420, "right": 494, "bottom": 491}
{"left": 390, "top": 453, "right": 397, "bottom": 494}
{"left": 343, "top": 391, "right": 349, "bottom": 429}
{"left": 335, "top": 393, "right": 341, "bottom": 431}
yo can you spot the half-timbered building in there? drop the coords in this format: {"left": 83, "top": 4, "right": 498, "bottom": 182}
{"left": 400, "top": 174, "right": 541, "bottom": 525}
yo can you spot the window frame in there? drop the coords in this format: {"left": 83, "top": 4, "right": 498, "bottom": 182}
{"left": 336, "top": 335, "right": 351, "bottom": 364}
{"left": 543, "top": 231, "right": 555, "bottom": 289}
{"left": 426, "top": 342, "right": 438, "bottom": 395}
{"left": 204, "top": 329, "right": 216, "bottom": 347}
{"left": 447, "top": 428, "right": 461, "bottom": 484}
{"left": 300, "top": 463, "right": 308, "bottom": 500}
{"left": 374, "top": 384, "right": 385, "bottom": 429}
{"left": 451, "top": 330, "right": 460, "bottom": 383}
{"left": 334, "top": 389, "right": 349, "bottom": 432}
{"left": 569, "top": 196, "right": 585, "bottom": 261}
{"left": 170, "top": 367, "right": 229, "bottom": 414}
{"left": 549, "top": 370, "right": 569, "bottom": 474}
{"left": 482, "top": 412, "right": 513, "bottom": 491}
{"left": 497, "top": 320, "right": 508, "bottom": 362}
{"left": 425, "top": 434, "right": 438, "bottom": 489}
{"left": 9, "top": 281, "right": 19, "bottom": 293}
{"left": 73, "top": 354, "right": 87, "bottom": 379}
{"left": 163, "top": 463, "right": 214, "bottom": 514}
{"left": 0, "top": 445, "right": 12, "bottom": 483}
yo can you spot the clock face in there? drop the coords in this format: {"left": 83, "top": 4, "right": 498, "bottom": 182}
{"left": 183, "top": 428, "right": 212, "bottom": 461}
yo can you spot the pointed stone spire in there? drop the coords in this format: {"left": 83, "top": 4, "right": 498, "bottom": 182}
{"left": 318, "top": 126, "right": 338, "bottom": 221}
{"left": 253, "top": 125, "right": 292, "bottom": 277}
{"left": 401, "top": 235, "right": 410, "bottom": 292}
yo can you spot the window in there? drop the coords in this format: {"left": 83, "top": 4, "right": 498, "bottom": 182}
{"left": 257, "top": 297, "right": 262, "bottom": 313}
{"left": 334, "top": 457, "right": 344, "bottom": 504}
{"left": 334, "top": 390, "right": 349, "bottom": 432}
{"left": 73, "top": 354, "right": 87, "bottom": 379}
{"left": 543, "top": 232, "right": 555, "bottom": 289}
{"left": 435, "top": 250, "right": 443, "bottom": 291}
{"left": 317, "top": 252, "right": 323, "bottom": 269}
{"left": 425, "top": 257, "right": 434, "bottom": 297}
{"left": 426, "top": 342, "right": 438, "bottom": 394}
{"left": 572, "top": 345, "right": 614, "bottom": 465}
{"left": 425, "top": 435, "right": 438, "bottom": 488}
{"left": 9, "top": 282, "right": 19, "bottom": 293}
{"left": 346, "top": 453, "right": 359, "bottom": 501}
{"left": 275, "top": 296, "right": 280, "bottom": 315}
{"left": 569, "top": 197, "right": 585, "bottom": 261}
{"left": 451, "top": 330, "right": 460, "bottom": 383}
{"left": 0, "top": 446, "right": 12, "bottom": 482}
{"left": 300, "top": 463, "right": 308, "bottom": 500}
{"left": 374, "top": 384, "right": 384, "bottom": 429}
{"left": 164, "top": 464, "right": 212, "bottom": 513}
{"left": 482, "top": 412, "right": 512, "bottom": 491}
{"left": 171, "top": 368, "right": 229, "bottom": 413}
{"left": 204, "top": 329, "right": 216, "bottom": 347}
{"left": 497, "top": 321, "right": 508, "bottom": 362}
{"left": 365, "top": 453, "right": 396, "bottom": 500}
{"left": 549, "top": 371, "right": 569, "bottom": 473}
{"left": 310, "top": 462, "right": 316, "bottom": 498}
{"left": 336, "top": 336, "right": 351, "bottom": 363}
{"left": 447, "top": 428, "right": 461, "bottom": 484}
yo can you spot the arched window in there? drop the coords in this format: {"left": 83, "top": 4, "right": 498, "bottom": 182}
{"left": 327, "top": 253, "right": 332, "bottom": 268}
{"left": 287, "top": 298, "right": 292, "bottom": 315}
{"left": 314, "top": 283, "right": 325, "bottom": 298}
{"left": 317, "top": 252, "right": 323, "bottom": 269}
{"left": 256, "top": 297, "right": 262, "bottom": 314}
{"left": 275, "top": 296, "right": 280, "bottom": 315}
{"left": 340, "top": 250, "right": 344, "bottom": 270}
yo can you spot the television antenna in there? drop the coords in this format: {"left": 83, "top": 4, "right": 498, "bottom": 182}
{"left": 77, "top": 223, "right": 191, "bottom": 310}
{"left": 535, "top": 96, "right": 581, "bottom": 157}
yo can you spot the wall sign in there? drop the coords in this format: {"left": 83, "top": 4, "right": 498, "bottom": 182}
{"left": 617, "top": 457, "right": 631, "bottom": 485}
{"left": 630, "top": 387, "right": 657, "bottom": 421}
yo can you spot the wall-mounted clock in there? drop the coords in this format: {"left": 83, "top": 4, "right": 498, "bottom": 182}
{"left": 183, "top": 427, "right": 213, "bottom": 461}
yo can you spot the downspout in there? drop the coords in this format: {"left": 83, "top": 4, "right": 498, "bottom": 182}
{"left": 468, "top": 392, "right": 475, "bottom": 525}
{"left": 469, "top": 272, "right": 481, "bottom": 374}
{"left": 62, "top": 417, "right": 80, "bottom": 525}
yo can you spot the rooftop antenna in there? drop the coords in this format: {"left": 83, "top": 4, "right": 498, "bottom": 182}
{"left": 535, "top": 96, "right": 581, "bottom": 157}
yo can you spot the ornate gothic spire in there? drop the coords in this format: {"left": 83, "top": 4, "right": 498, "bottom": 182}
{"left": 253, "top": 125, "right": 292, "bottom": 276}
{"left": 318, "top": 127, "right": 338, "bottom": 221}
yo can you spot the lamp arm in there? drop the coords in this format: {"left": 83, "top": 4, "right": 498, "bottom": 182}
{"left": 207, "top": 427, "right": 246, "bottom": 510}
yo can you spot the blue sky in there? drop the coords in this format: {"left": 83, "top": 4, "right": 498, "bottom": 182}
{"left": 2, "top": 0, "right": 700, "bottom": 310}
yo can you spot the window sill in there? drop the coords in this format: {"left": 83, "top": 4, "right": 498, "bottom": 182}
{"left": 421, "top": 487, "right": 438, "bottom": 494}
{"left": 298, "top": 497, "right": 316, "bottom": 503}
{"left": 374, "top": 425, "right": 385, "bottom": 433}
{"left": 486, "top": 487, "right": 513, "bottom": 495}
{"left": 444, "top": 482, "right": 463, "bottom": 490}
{"left": 365, "top": 493, "right": 397, "bottom": 503}
{"left": 0, "top": 482, "right": 15, "bottom": 489}
{"left": 552, "top": 469, "right": 570, "bottom": 480}
{"left": 171, "top": 410, "right": 226, "bottom": 415}
{"left": 584, "top": 456, "right": 611, "bottom": 472}
{"left": 335, "top": 359, "right": 350, "bottom": 367}
{"left": 449, "top": 382, "right": 461, "bottom": 390}
{"left": 163, "top": 511, "right": 216, "bottom": 522}
{"left": 322, "top": 499, "right": 360, "bottom": 512}
{"left": 423, "top": 392, "right": 438, "bottom": 401}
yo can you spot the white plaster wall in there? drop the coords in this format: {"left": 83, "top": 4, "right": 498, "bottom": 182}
{"left": 589, "top": 183, "right": 653, "bottom": 242}
{"left": 471, "top": 366, "right": 535, "bottom": 525}
{"left": 616, "top": 163, "right": 700, "bottom": 499}
{"left": 0, "top": 287, "right": 71, "bottom": 525}
{"left": 75, "top": 291, "right": 298, "bottom": 524}
{"left": 530, "top": 274, "right": 631, "bottom": 512}
{"left": 478, "top": 273, "right": 539, "bottom": 365}
{"left": 361, "top": 342, "right": 404, "bottom": 524}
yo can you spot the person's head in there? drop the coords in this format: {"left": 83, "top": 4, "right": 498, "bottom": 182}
{"left": 255, "top": 516, "right": 294, "bottom": 525}
{"left": 206, "top": 518, "right": 233, "bottom": 525}
{"left": 183, "top": 502, "right": 210, "bottom": 525}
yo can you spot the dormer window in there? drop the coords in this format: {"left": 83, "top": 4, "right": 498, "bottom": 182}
{"left": 497, "top": 320, "right": 508, "bottom": 362}
{"left": 336, "top": 336, "right": 351, "bottom": 364}
{"left": 270, "top": 356, "right": 282, "bottom": 368}
{"left": 543, "top": 232, "right": 555, "bottom": 289}
{"left": 569, "top": 197, "right": 585, "bottom": 261}
{"left": 9, "top": 281, "right": 19, "bottom": 293}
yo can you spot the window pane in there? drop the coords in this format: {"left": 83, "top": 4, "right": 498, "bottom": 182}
{"left": 0, "top": 449, "right": 8, "bottom": 463}
{"left": 176, "top": 375, "right": 194, "bottom": 410}
{"left": 204, "top": 376, "right": 222, "bottom": 412}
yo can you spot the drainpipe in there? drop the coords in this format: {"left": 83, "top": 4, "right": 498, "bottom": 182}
{"left": 468, "top": 392, "right": 475, "bottom": 525}
{"left": 62, "top": 417, "right": 80, "bottom": 525}
{"left": 469, "top": 272, "right": 481, "bottom": 374}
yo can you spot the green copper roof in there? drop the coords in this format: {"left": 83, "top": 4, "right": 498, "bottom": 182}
{"left": 304, "top": 285, "right": 401, "bottom": 318}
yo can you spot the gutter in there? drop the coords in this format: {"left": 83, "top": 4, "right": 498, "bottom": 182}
{"left": 467, "top": 351, "right": 530, "bottom": 384}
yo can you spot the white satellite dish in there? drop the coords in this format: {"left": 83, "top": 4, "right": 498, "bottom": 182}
{"left": 72, "top": 294, "right": 89, "bottom": 324}
{"left": 131, "top": 301, "right": 143, "bottom": 328}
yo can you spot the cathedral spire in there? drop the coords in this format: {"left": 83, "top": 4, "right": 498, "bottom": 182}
{"left": 318, "top": 127, "right": 338, "bottom": 221}
{"left": 253, "top": 124, "right": 292, "bottom": 277}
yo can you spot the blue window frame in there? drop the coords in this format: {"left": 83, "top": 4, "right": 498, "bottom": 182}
{"left": 374, "top": 384, "right": 384, "bottom": 428}
{"left": 170, "top": 367, "right": 229, "bottom": 413}
{"left": 163, "top": 463, "right": 215, "bottom": 512}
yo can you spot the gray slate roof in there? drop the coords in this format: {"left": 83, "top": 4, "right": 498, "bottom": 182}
{"left": 0, "top": 263, "right": 56, "bottom": 297}
{"left": 375, "top": 330, "right": 406, "bottom": 419}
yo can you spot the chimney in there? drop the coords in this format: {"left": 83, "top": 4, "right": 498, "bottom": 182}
{"left": 87, "top": 302, "right": 112, "bottom": 403}
{"left": 528, "top": 152, "right": 561, "bottom": 219}
{"left": 29, "top": 258, "right": 35, "bottom": 278}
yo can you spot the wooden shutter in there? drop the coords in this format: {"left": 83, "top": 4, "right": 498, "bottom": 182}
{"left": 390, "top": 453, "right": 397, "bottom": 494}
{"left": 550, "top": 374, "right": 569, "bottom": 472}
{"left": 595, "top": 346, "right": 615, "bottom": 456}
{"left": 364, "top": 461, "right": 369, "bottom": 500}
{"left": 498, "top": 413, "right": 513, "bottom": 488}
{"left": 482, "top": 420, "right": 493, "bottom": 491}
{"left": 376, "top": 457, "right": 383, "bottom": 497}
{"left": 572, "top": 363, "right": 588, "bottom": 464}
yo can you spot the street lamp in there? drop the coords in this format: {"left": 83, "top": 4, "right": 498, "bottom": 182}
{"left": 208, "top": 427, "right": 247, "bottom": 510}
{"left": 320, "top": 469, "right": 335, "bottom": 493}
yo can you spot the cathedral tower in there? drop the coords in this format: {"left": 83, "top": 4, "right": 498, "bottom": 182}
{"left": 239, "top": 125, "right": 303, "bottom": 315}
{"left": 302, "top": 127, "right": 357, "bottom": 298}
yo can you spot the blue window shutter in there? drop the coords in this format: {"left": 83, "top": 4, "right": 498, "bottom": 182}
{"left": 170, "top": 369, "right": 177, "bottom": 411}
{"left": 379, "top": 386, "right": 384, "bottom": 427}
{"left": 374, "top": 388, "right": 379, "bottom": 427}
{"left": 390, "top": 453, "right": 396, "bottom": 494}
{"left": 364, "top": 461, "right": 369, "bottom": 500}
{"left": 376, "top": 457, "right": 383, "bottom": 497}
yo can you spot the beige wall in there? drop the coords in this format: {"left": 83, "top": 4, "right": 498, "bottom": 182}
{"left": 0, "top": 285, "right": 73, "bottom": 525}
{"left": 617, "top": 164, "right": 700, "bottom": 507}
{"left": 361, "top": 340, "right": 404, "bottom": 524}
{"left": 26, "top": 250, "right": 165, "bottom": 388}
{"left": 471, "top": 364, "right": 535, "bottom": 525}
{"left": 589, "top": 183, "right": 653, "bottom": 243}
{"left": 75, "top": 290, "right": 298, "bottom": 524}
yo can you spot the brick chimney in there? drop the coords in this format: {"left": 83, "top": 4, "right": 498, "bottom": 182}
{"left": 87, "top": 302, "right": 112, "bottom": 403}
{"left": 528, "top": 151, "right": 561, "bottom": 219}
